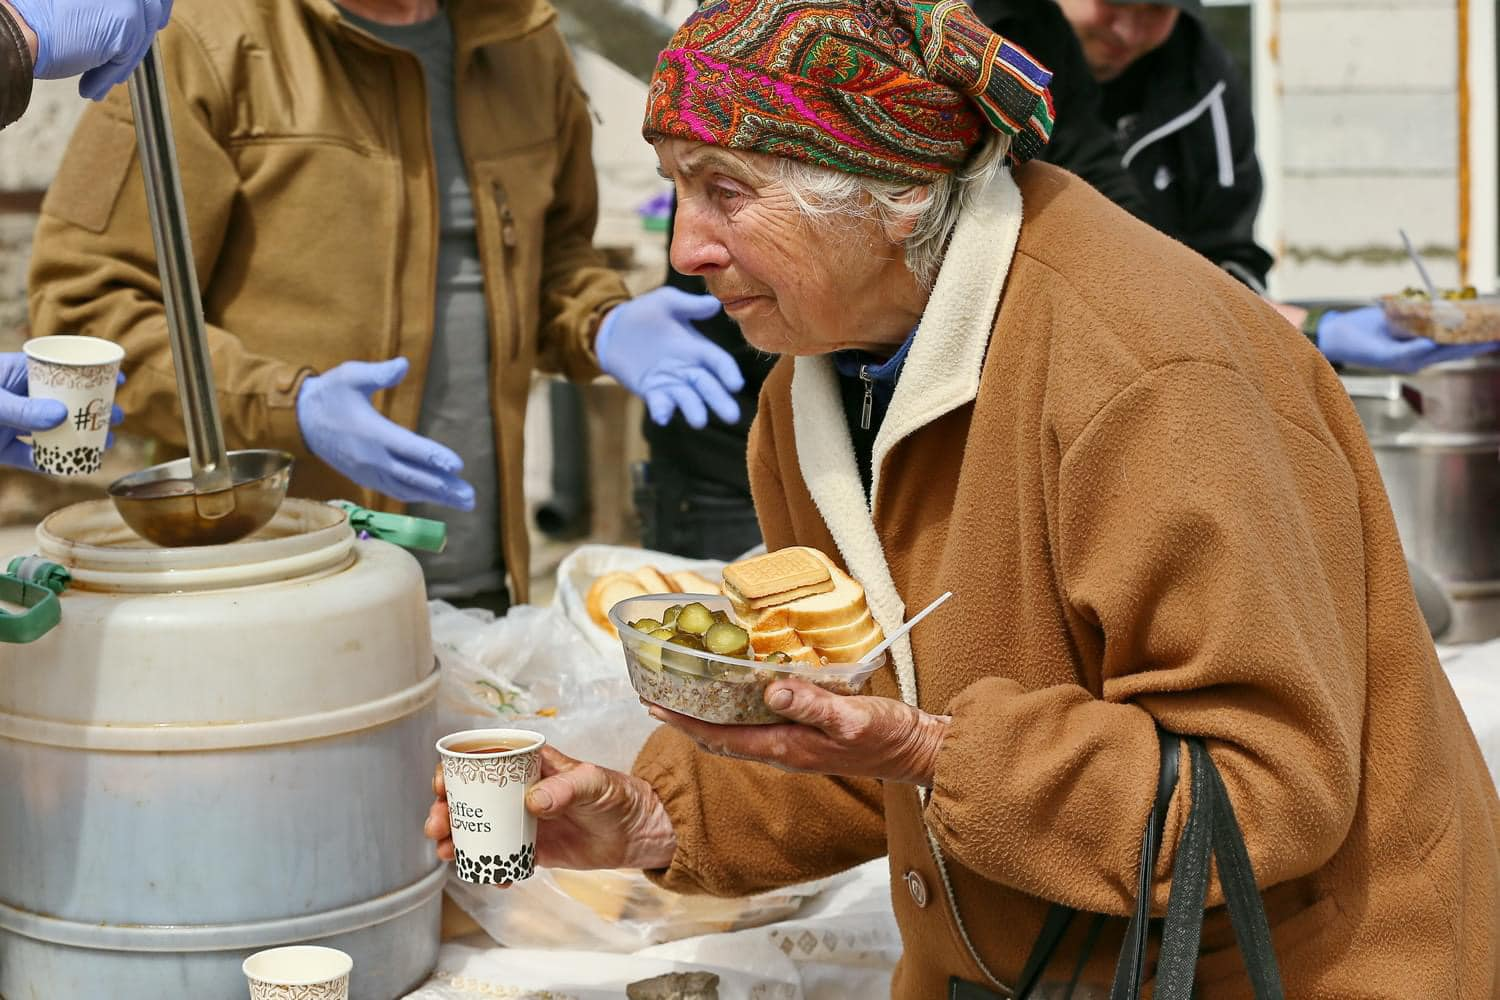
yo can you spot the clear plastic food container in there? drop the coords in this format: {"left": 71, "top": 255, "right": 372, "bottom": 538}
{"left": 608, "top": 594, "right": 887, "bottom": 725}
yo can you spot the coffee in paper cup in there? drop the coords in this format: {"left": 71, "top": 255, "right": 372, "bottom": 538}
{"left": 22, "top": 336, "right": 123, "bottom": 477}
{"left": 242, "top": 945, "right": 351, "bottom": 1000}
{"left": 436, "top": 728, "right": 544, "bottom": 885}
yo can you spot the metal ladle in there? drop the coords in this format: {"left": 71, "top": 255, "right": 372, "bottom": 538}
{"left": 106, "top": 44, "right": 292, "bottom": 547}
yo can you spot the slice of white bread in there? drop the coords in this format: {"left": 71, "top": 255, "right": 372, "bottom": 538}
{"left": 796, "top": 610, "right": 876, "bottom": 648}
{"left": 586, "top": 571, "right": 650, "bottom": 635}
{"left": 668, "top": 570, "right": 721, "bottom": 596}
{"left": 749, "top": 621, "right": 803, "bottom": 654}
{"left": 632, "top": 566, "right": 675, "bottom": 595}
{"left": 811, "top": 618, "right": 884, "bottom": 662}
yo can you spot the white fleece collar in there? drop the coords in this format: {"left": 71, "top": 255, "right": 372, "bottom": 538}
{"left": 789, "top": 167, "right": 1023, "bottom": 708}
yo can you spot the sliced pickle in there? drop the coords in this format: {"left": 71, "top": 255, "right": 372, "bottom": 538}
{"left": 660, "top": 604, "right": 684, "bottom": 628}
{"left": 637, "top": 627, "right": 677, "bottom": 673}
{"left": 703, "top": 622, "right": 750, "bottom": 657}
{"left": 662, "top": 633, "right": 708, "bottom": 677}
{"left": 631, "top": 617, "right": 663, "bottom": 635}
{"left": 761, "top": 651, "right": 791, "bottom": 664}
{"left": 675, "top": 602, "right": 715, "bottom": 637}
{"left": 711, "top": 610, "right": 731, "bottom": 625}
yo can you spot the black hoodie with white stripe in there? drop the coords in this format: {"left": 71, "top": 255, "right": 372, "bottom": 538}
{"left": 1099, "top": 14, "right": 1273, "bottom": 291}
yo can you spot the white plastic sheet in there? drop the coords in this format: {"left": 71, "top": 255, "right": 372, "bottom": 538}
{"left": 404, "top": 859, "right": 900, "bottom": 1000}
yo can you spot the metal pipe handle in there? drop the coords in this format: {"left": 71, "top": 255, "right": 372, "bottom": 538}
{"left": 126, "top": 44, "right": 235, "bottom": 515}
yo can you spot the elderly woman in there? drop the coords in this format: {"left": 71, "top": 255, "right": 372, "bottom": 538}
{"left": 427, "top": 2, "right": 1500, "bottom": 996}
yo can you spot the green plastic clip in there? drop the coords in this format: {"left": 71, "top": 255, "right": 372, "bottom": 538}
{"left": 0, "top": 557, "right": 71, "bottom": 645}
{"left": 331, "top": 501, "right": 447, "bottom": 553}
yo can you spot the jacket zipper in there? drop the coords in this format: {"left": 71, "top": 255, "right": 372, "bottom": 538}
{"left": 492, "top": 180, "right": 523, "bottom": 362}
{"left": 859, "top": 365, "right": 874, "bottom": 430}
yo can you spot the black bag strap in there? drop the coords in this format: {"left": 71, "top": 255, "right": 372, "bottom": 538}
{"left": 1021, "top": 732, "right": 1284, "bottom": 1000}
{"left": 1108, "top": 730, "right": 1183, "bottom": 1000}
{"left": 1017, "top": 731, "right": 1179, "bottom": 1000}
{"left": 1133, "top": 738, "right": 1286, "bottom": 1000}
{"left": 1155, "top": 740, "right": 1285, "bottom": 999}
{"left": 1014, "top": 904, "right": 1074, "bottom": 998}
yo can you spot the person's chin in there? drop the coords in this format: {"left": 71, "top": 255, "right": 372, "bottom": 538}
{"left": 1084, "top": 47, "right": 1128, "bottom": 82}
{"left": 736, "top": 314, "right": 802, "bottom": 356}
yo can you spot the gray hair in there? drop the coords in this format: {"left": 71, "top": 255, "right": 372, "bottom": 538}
{"left": 771, "top": 135, "right": 1011, "bottom": 289}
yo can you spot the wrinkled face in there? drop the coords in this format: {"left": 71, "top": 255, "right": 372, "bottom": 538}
{"left": 1055, "top": 0, "right": 1180, "bottom": 81}
{"left": 657, "top": 139, "right": 917, "bottom": 356}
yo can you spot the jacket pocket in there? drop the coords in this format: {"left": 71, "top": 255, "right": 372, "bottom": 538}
{"left": 41, "top": 110, "right": 139, "bottom": 233}
{"left": 485, "top": 178, "right": 524, "bottom": 363}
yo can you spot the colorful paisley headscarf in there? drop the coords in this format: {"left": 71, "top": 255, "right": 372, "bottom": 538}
{"left": 643, "top": 0, "right": 1056, "bottom": 184}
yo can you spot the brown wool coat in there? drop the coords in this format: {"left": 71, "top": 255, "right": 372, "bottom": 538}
{"left": 633, "top": 163, "right": 1500, "bottom": 998}
{"left": 26, "top": 0, "right": 628, "bottom": 601}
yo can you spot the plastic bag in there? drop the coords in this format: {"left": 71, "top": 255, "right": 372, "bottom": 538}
{"left": 430, "top": 550, "right": 831, "bottom": 952}
{"left": 552, "top": 543, "right": 730, "bottom": 660}
{"left": 433, "top": 601, "right": 655, "bottom": 772}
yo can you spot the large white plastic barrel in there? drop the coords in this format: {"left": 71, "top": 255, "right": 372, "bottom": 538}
{"left": 0, "top": 499, "right": 443, "bottom": 999}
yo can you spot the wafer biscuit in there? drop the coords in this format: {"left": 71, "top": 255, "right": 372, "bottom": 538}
{"left": 722, "top": 547, "right": 832, "bottom": 601}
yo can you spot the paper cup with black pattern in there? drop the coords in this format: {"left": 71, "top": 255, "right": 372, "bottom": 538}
{"left": 436, "top": 728, "right": 544, "bottom": 885}
{"left": 21, "top": 336, "right": 123, "bottom": 477}
{"left": 241, "top": 945, "right": 351, "bottom": 999}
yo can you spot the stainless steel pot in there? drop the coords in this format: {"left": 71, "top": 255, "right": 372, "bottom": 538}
{"left": 1344, "top": 357, "right": 1500, "bottom": 643}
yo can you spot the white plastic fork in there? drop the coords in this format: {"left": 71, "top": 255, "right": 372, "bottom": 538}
{"left": 859, "top": 591, "right": 954, "bottom": 664}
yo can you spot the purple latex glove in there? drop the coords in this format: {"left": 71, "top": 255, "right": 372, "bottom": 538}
{"left": 596, "top": 287, "right": 743, "bottom": 428}
{"left": 12, "top": 0, "right": 173, "bottom": 100}
{"left": 1318, "top": 307, "right": 1500, "bottom": 374}
{"left": 297, "top": 358, "right": 475, "bottom": 511}
{"left": 0, "top": 353, "right": 122, "bottom": 469}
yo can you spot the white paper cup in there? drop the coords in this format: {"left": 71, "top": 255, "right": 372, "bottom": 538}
{"left": 436, "top": 728, "right": 544, "bottom": 885}
{"left": 242, "top": 945, "right": 351, "bottom": 999}
{"left": 21, "top": 336, "right": 124, "bottom": 477}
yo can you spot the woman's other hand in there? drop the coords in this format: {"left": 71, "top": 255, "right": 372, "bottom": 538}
{"left": 647, "top": 678, "right": 951, "bottom": 786}
{"left": 424, "top": 745, "right": 677, "bottom": 872}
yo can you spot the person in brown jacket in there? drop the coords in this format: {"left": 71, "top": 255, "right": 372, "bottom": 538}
{"left": 425, "top": 2, "right": 1500, "bottom": 996}
{"left": 27, "top": 0, "right": 743, "bottom": 609}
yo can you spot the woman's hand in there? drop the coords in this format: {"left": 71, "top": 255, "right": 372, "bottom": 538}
{"left": 424, "top": 745, "right": 677, "bottom": 872}
{"left": 647, "top": 678, "right": 950, "bottom": 786}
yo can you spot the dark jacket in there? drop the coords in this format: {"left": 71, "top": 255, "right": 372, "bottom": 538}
{"left": 644, "top": 0, "right": 1143, "bottom": 540}
{"left": 0, "top": 3, "right": 32, "bottom": 130}
{"left": 970, "top": 0, "right": 1144, "bottom": 216}
{"left": 1099, "top": 14, "right": 1273, "bottom": 289}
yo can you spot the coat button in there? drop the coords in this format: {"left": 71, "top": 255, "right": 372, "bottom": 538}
{"left": 904, "top": 869, "right": 929, "bottom": 908}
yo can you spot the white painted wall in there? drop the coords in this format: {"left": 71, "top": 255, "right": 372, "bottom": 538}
{"left": 1262, "top": 0, "right": 1478, "bottom": 300}
{"left": 0, "top": 79, "right": 85, "bottom": 189}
